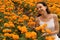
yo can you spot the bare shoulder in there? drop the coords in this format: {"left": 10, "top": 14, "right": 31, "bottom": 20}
{"left": 50, "top": 14, "right": 59, "bottom": 23}
{"left": 50, "top": 14, "right": 58, "bottom": 18}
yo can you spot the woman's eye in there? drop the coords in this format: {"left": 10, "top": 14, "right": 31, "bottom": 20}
{"left": 39, "top": 6, "right": 42, "bottom": 8}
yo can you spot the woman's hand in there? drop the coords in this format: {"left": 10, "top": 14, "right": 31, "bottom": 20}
{"left": 41, "top": 33, "right": 48, "bottom": 37}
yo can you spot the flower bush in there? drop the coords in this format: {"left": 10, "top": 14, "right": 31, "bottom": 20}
{"left": 0, "top": 0, "right": 60, "bottom": 40}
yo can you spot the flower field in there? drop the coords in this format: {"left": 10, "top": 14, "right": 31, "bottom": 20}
{"left": 0, "top": 0, "right": 60, "bottom": 40}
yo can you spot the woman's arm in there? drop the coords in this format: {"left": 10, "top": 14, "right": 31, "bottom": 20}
{"left": 41, "top": 14, "right": 59, "bottom": 37}
{"left": 50, "top": 14, "right": 59, "bottom": 34}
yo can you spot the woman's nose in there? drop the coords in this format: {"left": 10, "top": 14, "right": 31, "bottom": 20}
{"left": 38, "top": 8, "right": 41, "bottom": 11}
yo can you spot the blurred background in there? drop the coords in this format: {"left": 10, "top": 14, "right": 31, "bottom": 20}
{"left": 0, "top": 0, "right": 60, "bottom": 40}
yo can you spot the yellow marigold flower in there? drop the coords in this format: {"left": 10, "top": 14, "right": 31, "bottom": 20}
{"left": 41, "top": 29, "right": 45, "bottom": 33}
{"left": 35, "top": 26, "right": 41, "bottom": 31}
{"left": 19, "top": 0, "right": 22, "bottom": 4}
{"left": 41, "top": 24, "right": 47, "bottom": 28}
{"left": 25, "top": 31, "right": 37, "bottom": 39}
{"left": 29, "top": 19, "right": 33, "bottom": 22}
{"left": 40, "top": 26, "right": 44, "bottom": 30}
{"left": 18, "top": 18, "right": 24, "bottom": 23}
{"left": 6, "top": 7, "right": 13, "bottom": 11}
{"left": 29, "top": 0, "right": 34, "bottom": 3}
{"left": 45, "top": 36, "right": 55, "bottom": 40}
{"left": 13, "top": 0, "right": 20, "bottom": 2}
{"left": 8, "top": 34, "right": 12, "bottom": 37}
{"left": 8, "top": 21, "right": 13, "bottom": 24}
{"left": 0, "top": 7, "right": 5, "bottom": 12}
{"left": 0, "top": 5, "right": 5, "bottom": 12}
{"left": 12, "top": 15, "right": 17, "bottom": 20}
{"left": 17, "top": 12, "right": 22, "bottom": 15}
{"left": 17, "top": 26, "right": 21, "bottom": 30}
{"left": 0, "top": 1, "right": 2, "bottom": 4}
{"left": 9, "top": 23, "right": 15, "bottom": 27}
{"left": 30, "top": 16, "right": 35, "bottom": 20}
{"left": 4, "top": 33, "right": 13, "bottom": 37}
{"left": 4, "top": 16, "right": 9, "bottom": 19}
{"left": 49, "top": 6, "right": 56, "bottom": 13}
{"left": 8, "top": 21, "right": 15, "bottom": 27}
{"left": 56, "top": 8, "right": 60, "bottom": 13}
{"left": 29, "top": 9, "right": 32, "bottom": 12}
{"left": 5, "top": 1, "right": 12, "bottom": 6}
{"left": 4, "top": 23, "right": 9, "bottom": 27}
{"left": 28, "top": 21, "right": 36, "bottom": 27}
{"left": 4, "top": 33, "right": 10, "bottom": 37}
{"left": 21, "top": 26, "right": 28, "bottom": 33}
{"left": 4, "top": 12, "right": 11, "bottom": 15}
{"left": 30, "top": 3, "right": 35, "bottom": 7}
{"left": 2, "top": 29, "right": 12, "bottom": 33}
{"left": 35, "top": 24, "right": 47, "bottom": 32}
{"left": 40, "top": 24, "right": 47, "bottom": 30}
{"left": 12, "top": 34, "right": 19, "bottom": 40}
{"left": 45, "top": 29, "right": 52, "bottom": 34}
{"left": 25, "top": 32, "right": 31, "bottom": 38}
{"left": 31, "top": 31, "right": 37, "bottom": 39}
{"left": 4, "top": 0, "right": 9, "bottom": 3}
{"left": 22, "top": 15, "right": 29, "bottom": 20}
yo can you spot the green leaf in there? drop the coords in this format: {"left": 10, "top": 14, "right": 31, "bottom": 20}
{"left": 0, "top": 12, "right": 4, "bottom": 18}
{"left": 19, "top": 37, "right": 27, "bottom": 40}
{"left": 38, "top": 36, "right": 45, "bottom": 40}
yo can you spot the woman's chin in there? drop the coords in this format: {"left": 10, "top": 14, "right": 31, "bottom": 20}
{"left": 38, "top": 12, "right": 43, "bottom": 14}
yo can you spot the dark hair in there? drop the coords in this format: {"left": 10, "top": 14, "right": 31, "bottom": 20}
{"left": 36, "top": 2, "right": 50, "bottom": 17}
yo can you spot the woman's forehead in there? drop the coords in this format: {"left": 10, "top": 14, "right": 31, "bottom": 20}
{"left": 37, "top": 4, "right": 43, "bottom": 7}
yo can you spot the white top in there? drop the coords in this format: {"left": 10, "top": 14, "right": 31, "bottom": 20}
{"left": 39, "top": 17, "right": 55, "bottom": 32}
{"left": 38, "top": 17, "right": 60, "bottom": 40}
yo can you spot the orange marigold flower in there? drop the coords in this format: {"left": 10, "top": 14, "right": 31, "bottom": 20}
{"left": 41, "top": 29, "right": 45, "bottom": 33}
{"left": 22, "top": 15, "right": 29, "bottom": 20}
{"left": 31, "top": 31, "right": 37, "bottom": 39}
{"left": 35, "top": 26, "right": 41, "bottom": 31}
{"left": 12, "top": 16, "right": 17, "bottom": 20}
{"left": 41, "top": 24, "right": 47, "bottom": 28}
{"left": 21, "top": 26, "right": 28, "bottom": 33}
{"left": 17, "top": 26, "right": 21, "bottom": 30}
{"left": 8, "top": 21, "right": 15, "bottom": 27}
{"left": 12, "top": 34, "right": 19, "bottom": 40}
{"left": 28, "top": 21, "right": 36, "bottom": 27}
{"left": 4, "top": 33, "right": 10, "bottom": 36}
{"left": 25, "top": 31, "right": 37, "bottom": 39}
{"left": 18, "top": 18, "right": 24, "bottom": 23}
{"left": 4, "top": 23, "right": 9, "bottom": 27}
{"left": 4, "top": 16, "right": 9, "bottom": 19}
{"left": 25, "top": 32, "right": 31, "bottom": 38}
{"left": 45, "top": 36, "right": 55, "bottom": 40}
{"left": 45, "top": 29, "right": 52, "bottom": 34}
{"left": 2, "top": 29, "right": 12, "bottom": 33}
{"left": 30, "top": 16, "right": 35, "bottom": 20}
{"left": 40, "top": 24, "right": 47, "bottom": 30}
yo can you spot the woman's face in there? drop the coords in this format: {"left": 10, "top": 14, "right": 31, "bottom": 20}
{"left": 36, "top": 3, "right": 47, "bottom": 15}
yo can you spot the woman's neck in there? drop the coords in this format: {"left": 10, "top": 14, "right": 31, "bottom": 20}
{"left": 41, "top": 13, "right": 49, "bottom": 19}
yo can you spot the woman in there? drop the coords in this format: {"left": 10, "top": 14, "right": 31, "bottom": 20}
{"left": 35, "top": 2, "right": 60, "bottom": 40}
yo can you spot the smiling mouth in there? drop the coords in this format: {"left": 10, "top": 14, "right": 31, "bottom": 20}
{"left": 38, "top": 10, "right": 42, "bottom": 12}
{"left": 38, "top": 11, "right": 42, "bottom": 14}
